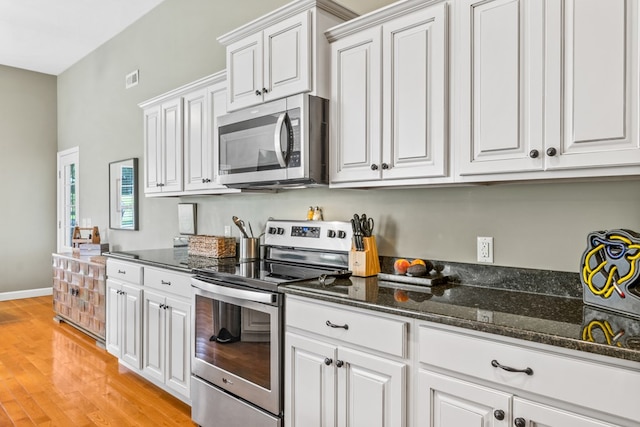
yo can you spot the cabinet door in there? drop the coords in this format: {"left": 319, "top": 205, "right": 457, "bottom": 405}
{"left": 143, "top": 105, "right": 162, "bottom": 194}
{"left": 285, "top": 332, "right": 337, "bottom": 427}
{"left": 337, "top": 346, "right": 406, "bottom": 427}
{"left": 165, "top": 296, "right": 191, "bottom": 399}
{"left": 330, "top": 27, "right": 382, "bottom": 183}
{"left": 121, "top": 284, "right": 142, "bottom": 370}
{"left": 513, "top": 397, "right": 617, "bottom": 427}
{"left": 183, "top": 88, "right": 209, "bottom": 191}
{"left": 143, "top": 290, "right": 165, "bottom": 383}
{"left": 545, "top": 0, "right": 640, "bottom": 170}
{"left": 227, "top": 32, "right": 263, "bottom": 111}
{"left": 207, "top": 81, "right": 227, "bottom": 188}
{"left": 263, "top": 11, "right": 311, "bottom": 103}
{"left": 160, "top": 98, "right": 183, "bottom": 193}
{"left": 382, "top": 4, "right": 448, "bottom": 180}
{"left": 105, "top": 280, "right": 122, "bottom": 357}
{"left": 417, "top": 370, "right": 510, "bottom": 427}
{"left": 457, "top": 0, "right": 545, "bottom": 175}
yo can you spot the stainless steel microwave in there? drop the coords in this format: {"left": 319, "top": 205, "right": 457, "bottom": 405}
{"left": 217, "top": 94, "right": 329, "bottom": 189}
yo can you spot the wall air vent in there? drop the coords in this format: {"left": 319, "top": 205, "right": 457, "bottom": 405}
{"left": 125, "top": 70, "right": 139, "bottom": 89}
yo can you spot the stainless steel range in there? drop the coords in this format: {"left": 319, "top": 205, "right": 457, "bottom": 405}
{"left": 190, "top": 220, "right": 352, "bottom": 427}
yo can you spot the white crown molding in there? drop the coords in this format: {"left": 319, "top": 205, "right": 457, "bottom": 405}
{"left": 139, "top": 69, "right": 227, "bottom": 108}
{"left": 325, "top": 0, "right": 445, "bottom": 42}
{"left": 217, "top": 0, "right": 358, "bottom": 46}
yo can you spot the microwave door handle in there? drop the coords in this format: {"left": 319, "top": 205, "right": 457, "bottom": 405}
{"left": 273, "top": 112, "right": 291, "bottom": 167}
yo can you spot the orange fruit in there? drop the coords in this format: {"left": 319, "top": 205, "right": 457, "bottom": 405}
{"left": 411, "top": 259, "right": 426, "bottom": 267}
{"left": 394, "top": 259, "right": 410, "bottom": 274}
{"left": 394, "top": 289, "right": 409, "bottom": 302}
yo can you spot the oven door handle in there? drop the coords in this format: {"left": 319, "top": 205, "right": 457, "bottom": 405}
{"left": 191, "top": 278, "right": 277, "bottom": 305}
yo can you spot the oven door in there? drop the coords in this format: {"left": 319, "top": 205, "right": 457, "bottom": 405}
{"left": 191, "top": 277, "right": 282, "bottom": 416}
{"left": 217, "top": 94, "right": 305, "bottom": 186}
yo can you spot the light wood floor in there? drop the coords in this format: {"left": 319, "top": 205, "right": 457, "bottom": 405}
{"left": 0, "top": 296, "right": 194, "bottom": 426}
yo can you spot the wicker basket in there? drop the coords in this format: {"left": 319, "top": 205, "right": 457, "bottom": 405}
{"left": 188, "top": 235, "right": 236, "bottom": 258}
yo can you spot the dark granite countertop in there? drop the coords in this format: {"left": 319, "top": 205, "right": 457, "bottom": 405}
{"left": 103, "top": 249, "right": 640, "bottom": 364}
{"left": 281, "top": 276, "right": 640, "bottom": 364}
{"left": 104, "top": 248, "right": 237, "bottom": 274}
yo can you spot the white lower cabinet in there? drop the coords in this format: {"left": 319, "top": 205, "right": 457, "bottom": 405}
{"left": 106, "top": 259, "right": 192, "bottom": 404}
{"left": 143, "top": 289, "right": 191, "bottom": 401}
{"left": 284, "top": 296, "right": 640, "bottom": 427}
{"left": 285, "top": 296, "right": 408, "bottom": 427}
{"left": 416, "top": 323, "right": 640, "bottom": 427}
{"left": 106, "top": 279, "right": 142, "bottom": 370}
{"left": 106, "top": 260, "right": 143, "bottom": 371}
{"left": 418, "top": 370, "right": 617, "bottom": 427}
{"left": 141, "top": 267, "right": 192, "bottom": 403}
{"left": 512, "top": 397, "right": 619, "bottom": 427}
{"left": 418, "top": 370, "right": 510, "bottom": 427}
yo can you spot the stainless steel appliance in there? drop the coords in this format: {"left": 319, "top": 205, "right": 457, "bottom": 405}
{"left": 216, "top": 94, "right": 329, "bottom": 189}
{"left": 191, "top": 220, "right": 353, "bottom": 427}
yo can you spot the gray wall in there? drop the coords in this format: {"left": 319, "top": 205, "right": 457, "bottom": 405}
{"left": 0, "top": 65, "right": 57, "bottom": 293}
{"left": 57, "top": 0, "right": 640, "bottom": 275}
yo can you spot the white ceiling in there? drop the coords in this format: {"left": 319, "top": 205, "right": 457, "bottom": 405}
{"left": 0, "top": 0, "right": 165, "bottom": 75}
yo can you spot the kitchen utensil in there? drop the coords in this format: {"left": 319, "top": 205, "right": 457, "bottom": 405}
{"left": 248, "top": 221, "right": 254, "bottom": 238}
{"left": 318, "top": 269, "right": 353, "bottom": 286}
{"left": 239, "top": 237, "right": 260, "bottom": 260}
{"left": 359, "top": 214, "right": 374, "bottom": 237}
{"left": 351, "top": 217, "right": 363, "bottom": 251}
{"left": 232, "top": 216, "right": 249, "bottom": 238}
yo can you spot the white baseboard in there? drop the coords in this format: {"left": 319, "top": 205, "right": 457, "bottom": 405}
{"left": 0, "top": 287, "right": 53, "bottom": 301}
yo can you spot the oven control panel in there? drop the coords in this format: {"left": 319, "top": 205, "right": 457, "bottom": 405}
{"left": 265, "top": 220, "right": 353, "bottom": 252}
{"left": 291, "top": 225, "right": 321, "bottom": 238}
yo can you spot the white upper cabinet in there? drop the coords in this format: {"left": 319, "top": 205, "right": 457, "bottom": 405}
{"left": 143, "top": 98, "right": 184, "bottom": 194}
{"left": 329, "top": 27, "right": 383, "bottom": 183}
{"left": 456, "top": 0, "right": 545, "bottom": 176}
{"left": 382, "top": 5, "right": 448, "bottom": 181}
{"left": 182, "top": 88, "right": 209, "bottom": 191}
{"left": 218, "top": 0, "right": 357, "bottom": 112}
{"left": 225, "top": 12, "right": 311, "bottom": 111}
{"left": 457, "top": 0, "right": 640, "bottom": 181}
{"left": 328, "top": 1, "right": 449, "bottom": 187}
{"left": 140, "top": 71, "right": 239, "bottom": 197}
{"left": 546, "top": 0, "right": 640, "bottom": 170}
{"left": 183, "top": 75, "right": 232, "bottom": 193}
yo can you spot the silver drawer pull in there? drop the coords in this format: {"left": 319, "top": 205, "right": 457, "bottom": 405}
{"left": 491, "top": 359, "right": 533, "bottom": 376}
{"left": 161, "top": 280, "right": 171, "bottom": 286}
{"left": 326, "top": 320, "right": 349, "bottom": 330}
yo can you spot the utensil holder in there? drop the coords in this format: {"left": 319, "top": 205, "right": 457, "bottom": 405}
{"left": 239, "top": 237, "right": 260, "bottom": 261}
{"left": 349, "top": 236, "right": 380, "bottom": 277}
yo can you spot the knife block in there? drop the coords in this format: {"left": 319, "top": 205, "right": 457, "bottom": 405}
{"left": 349, "top": 236, "right": 380, "bottom": 277}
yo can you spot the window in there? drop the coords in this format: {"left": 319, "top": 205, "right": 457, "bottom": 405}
{"left": 57, "top": 147, "right": 79, "bottom": 252}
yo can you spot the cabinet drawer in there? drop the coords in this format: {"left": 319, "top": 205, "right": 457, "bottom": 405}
{"left": 418, "top": 324, "right": 640, "bottom": 422}
{"left": 107, "top": 260, "right": 142, "bottom": 285}
{"left": 144, "top": 267, "right": 191, "bottom": 297}
{"left": 286, "top": 297, "right": 407, "bottom": 358}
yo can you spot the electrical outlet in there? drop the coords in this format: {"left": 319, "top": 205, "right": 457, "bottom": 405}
{"left": 224, "top": 225, "right": 231, "bottom": 237}
{"left": 477, "top": 309, "right": 494, "bottom": 323}
{"left": 477, "top": 237, "right": 494, "bottom": 263}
